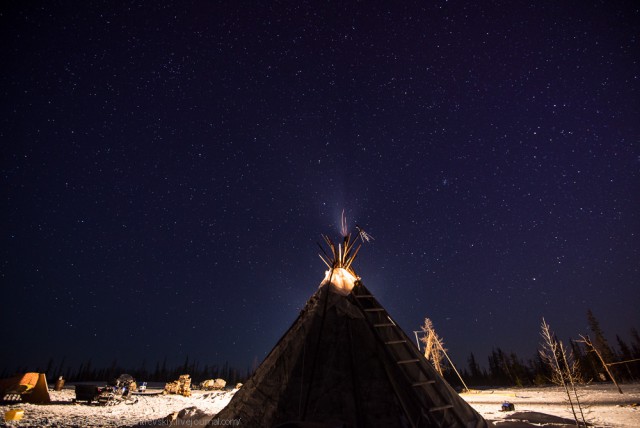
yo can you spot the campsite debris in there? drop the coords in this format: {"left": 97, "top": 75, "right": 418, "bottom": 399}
{"left": 164, "top": 411, "right": 179, "bottom": 424}
{"left": 163, "top": 406, "right": 211, "bottom": 425}
{"left": 54, "top": 376, "right": 65, "bottom": 391}
{"left": 73, "top": 374, "right": 138, "bottom": 405}
{"left": 501, "top": 402, "right": 515, "bottom": 412}
{"left": 98, "top": 374, "right": 138, "bottom": 405}
{"left": 199, "top": 378, "right": 226, "bottom": 390}
{"left": 4, "top": 409, "right": 24, "bottom": 421}
{"left": 164, "top": 374, "right": 192, "bottom": 397}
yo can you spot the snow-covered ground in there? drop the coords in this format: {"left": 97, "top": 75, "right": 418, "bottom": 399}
{"left": 462, "top": 383, "right": 640, "bottom": 427}
{"left": 1, "top": 383, "right": 638, "bottom": 427}
{"left": 0, "top": 387, "right": 236, "bottom": 427}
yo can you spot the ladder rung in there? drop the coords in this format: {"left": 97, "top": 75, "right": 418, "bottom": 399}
{"left": 374, "top": 323, "right": 395, "bottom": 328}
{"left": 364, "top": 308, "right": 385, "bottom": 312}
{"left": 429, "top": 404, "right": 454, "bottom": 412}
{"left": 412, "top": 380, "right": 436, "bottom": 387}
{"left": 385, "top": 340, "right": 407, "bottom": 345}
{"left": 397, "top": 359, "right": 420, "bottom": 365}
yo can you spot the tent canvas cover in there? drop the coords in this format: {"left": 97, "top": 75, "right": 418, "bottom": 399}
{"left": 212, "top": 269, "right": 489, "bottom": 427}
{"left": 210, "top": 229, "right": 490, "bottom": 427}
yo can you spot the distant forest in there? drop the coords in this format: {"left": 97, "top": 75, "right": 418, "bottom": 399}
{"left": 3, "top": 310, "right": 638, "bottom": 388}
{"left": 448, "top": 310, "right": 640, "bottom": 389}
{"left": 1, "top": 356, "right": 249, "bottom": 387}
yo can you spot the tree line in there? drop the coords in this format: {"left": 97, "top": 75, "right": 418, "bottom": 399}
{"left": 445, "top": 309, "right": 640, "bottom": 388}
{"left": 3, "top": 309, "right": 637, "bottom": 389}
{"left": 1, "top": 355, "right": 250, "bottom": 386}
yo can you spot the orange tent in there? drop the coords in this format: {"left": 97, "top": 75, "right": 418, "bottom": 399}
{"left": 0, "top": 372, "right": 51, "bottom": 403}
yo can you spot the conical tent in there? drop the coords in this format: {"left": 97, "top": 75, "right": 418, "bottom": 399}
{"left": 212, "top": 230, "right": 490, "bottom": 428}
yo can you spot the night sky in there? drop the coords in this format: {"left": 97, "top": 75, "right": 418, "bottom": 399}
{"left": 2, "top": 2, "right": 638, "bottom": 374}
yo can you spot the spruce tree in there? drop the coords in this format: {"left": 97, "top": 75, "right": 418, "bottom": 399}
{"left": 616, "top": 335, "right": 632, "bottom": 360}
{"left": 616, "top": 335, "right": 639, "bottom": 380}
{"left": 467, "top": 353, "right": 482, "bottom": 384}
{"left": 630, "top": 328, "right": 640, "bottom": 358}
{"left": 586, "top": 309, "right": 616, "bottom": 363}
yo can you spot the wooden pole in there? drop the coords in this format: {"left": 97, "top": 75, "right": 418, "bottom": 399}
{"left": 607, "top": 358, "right": 640, "bottom": 366}
{"left": 579, "top": 335, "right": 623, "bottom": 394}
{"left": 591, "top": 344, "right": 623, "bottom": 394}
{"left": 436, "top": 339, "right": 470, "bottom": 393}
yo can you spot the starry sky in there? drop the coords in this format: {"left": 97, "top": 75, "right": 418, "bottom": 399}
{"left": 2, "top": 1, "right": 639, "bottom": 374}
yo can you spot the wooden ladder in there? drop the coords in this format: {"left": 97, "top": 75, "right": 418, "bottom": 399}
{"left": 351, "top": 281, "right": 470, "bottom": 428}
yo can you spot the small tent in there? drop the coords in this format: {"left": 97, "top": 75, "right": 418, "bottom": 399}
{"left": 211, "top": 229, "right": 490, "bottom": 427}
{"left": 0, "top": 372, "right": 51, "bottom": 404}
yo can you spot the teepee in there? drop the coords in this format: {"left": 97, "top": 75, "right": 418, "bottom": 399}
{"left": 212, "top": 222, "right": 490, "bottom": 427}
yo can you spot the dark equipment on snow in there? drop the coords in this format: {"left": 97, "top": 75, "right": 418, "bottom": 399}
{"left": 501, "top": 402, "right": 515, "bottom": 412}
{"left": 73, "top": 384, "right": 101, "bottom": 404}
{"left": 73, "top": 374, "right": 138, "bottom": 405}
